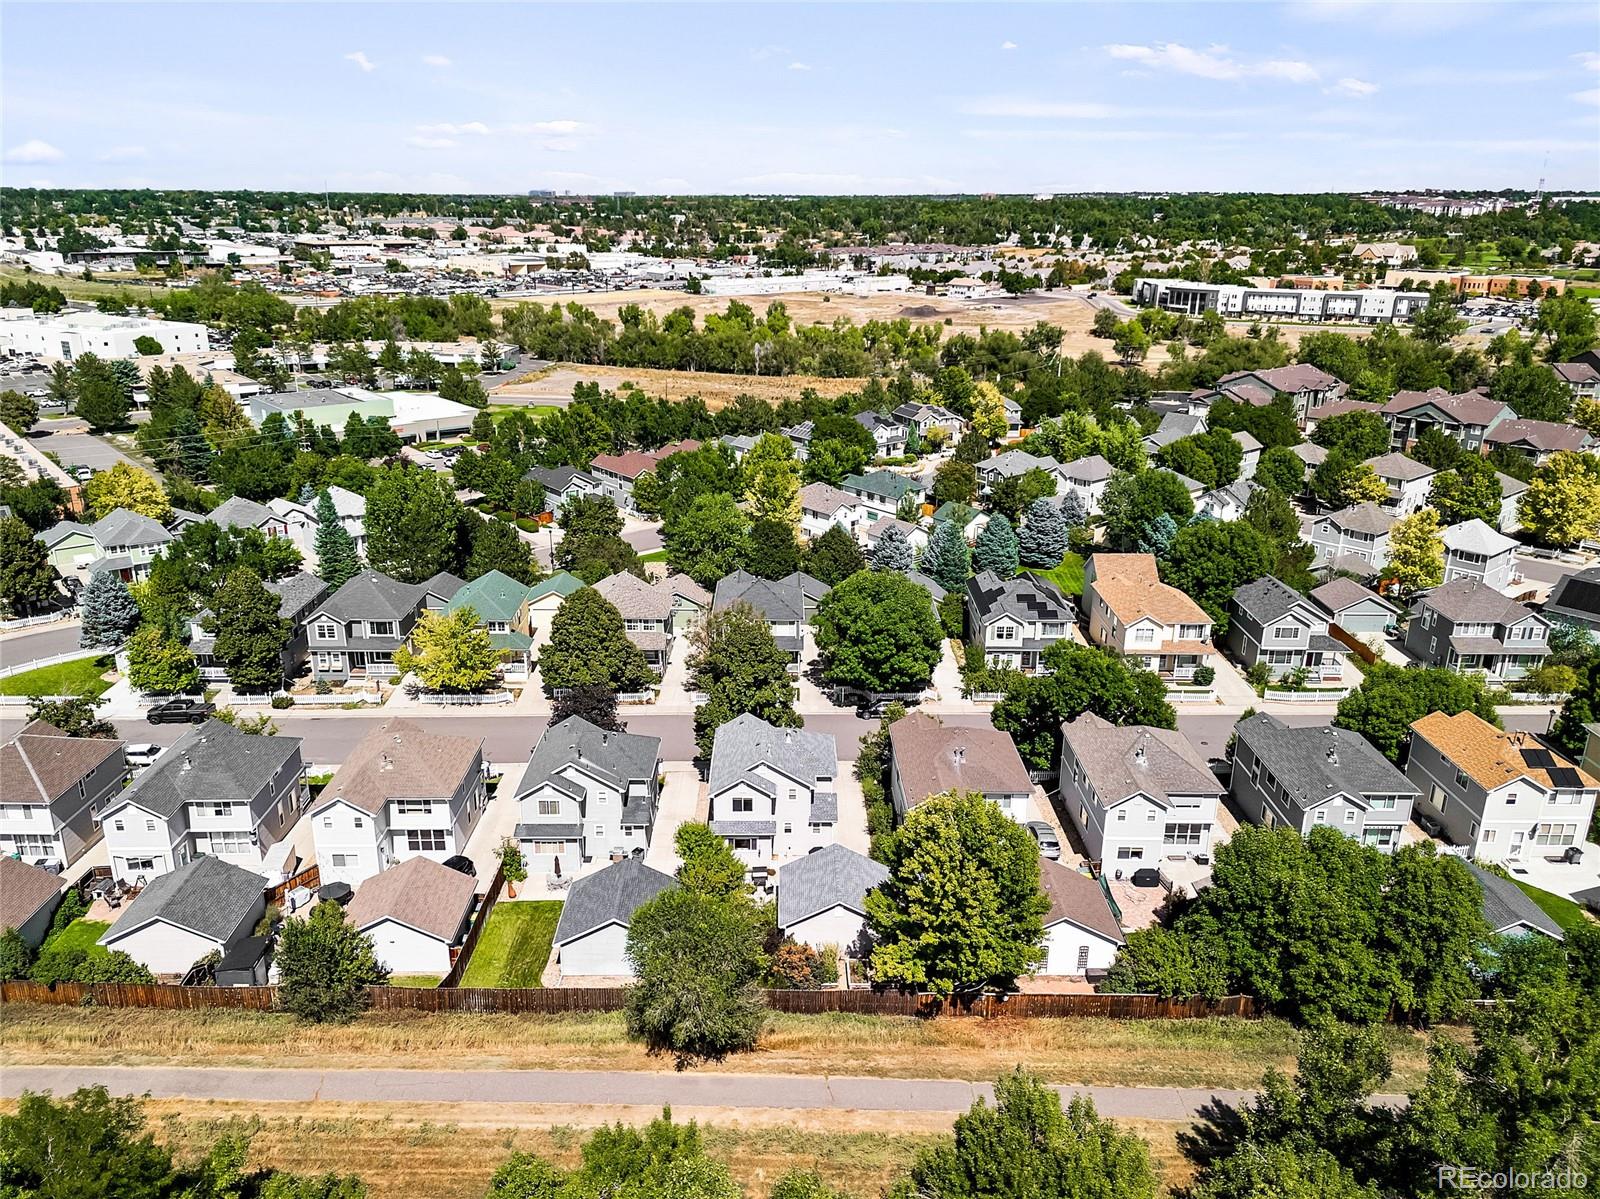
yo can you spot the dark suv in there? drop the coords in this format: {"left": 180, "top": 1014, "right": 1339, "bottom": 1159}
{"left": 146, "top": 698, "right": 216, "bottom": 725}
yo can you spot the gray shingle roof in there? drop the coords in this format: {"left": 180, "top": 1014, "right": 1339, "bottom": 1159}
{"left": 1309, "top": 577, "right": 1397, "bottom": 618}
{"left": 776, "top": 843, "right": 888, "bottom": 928}
{"left": 1441, "top": 519, "right": 1517, "bottom": 558}
{"left": 207, "top": 496, "right": 278, "bottom": 531}
{"left": 1235, "top": 713, "right": 1417, "bottom": 809}
{"left": 1063, "top": 713, "right": 1219, "bottom": 806}
{"left": 315, "top": 569, "right": 431, "bottom": 622}
{"left": 1064, "top": 454, "right": 1114, "bottom": 483}
{"left": 1321, "top": 503, "right": 1393, "bottom": 536}
{"left": 102, "top": 854, "right": 263, "bottom": 944}
{"left": 91, "top": 509, "right": 172, "bottom": 548}
{"left": 713, "top": 569, "right": 806, "bottom": 623}
{"left": 1415, "top": 578, "right": 1538, "bottom": 625}
{"left": 709, "top": 713, "right": 836, "bottom": 797}
{"left": 266, "top": 571, "right": 329, "bottom": 619}
{"left": 1231, "top": 576, "right": 1311, "bottom": 626}
{"left": 552, "top": 858, "right": 676, "bottom": 945}
{"left": 108, "top": 719, "right": 301, "bottom": 821}
{"left": 1470, "top": 863, "right": 1564, "bottom": 940}
{"left": 982, "top": 449, "right": 1063, "bottom": 479}
{"left": 514, "top": 716, "right": 661, "bottom": 806}
{"left": 1364, "top": 452, "right": 1436, "bottom": 482}
{"left": 966, "top": 570, "right": 1075, "bottom": 626}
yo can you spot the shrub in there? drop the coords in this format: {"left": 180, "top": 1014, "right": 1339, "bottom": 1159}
{"left": 0, "top": 928, "right": 33, "bottom": 981}
{"left": 769, "top": 939, "right": 821, "bottom": 989}
{"left": 269, "top": 693, "right": 294, "bottom": 709}
{"left": 1192, "top": 665, "right": 1216, "bottom": 687}
{"left": 50, "top": 888, "right": 88, "bottom": 936}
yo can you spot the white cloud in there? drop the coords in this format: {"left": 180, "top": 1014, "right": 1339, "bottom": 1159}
{"left": 788, "top": 61, "right": 811, "bottom": 71}
{"left": 417, "top": 121, "right": 490, "bottom": 136}
{"left": 1578, "top": 51, "right": 1600, "bottom": 72}
{"left": 1105, "top": 42, "right": 1319, "bottom": 84}
{"left": 4, "top": 139, "right": 64, "bottom": 163}
{"left": 97, "top": 145, "right": 149, "bottom": 162}
{"left": 964, "top": 98, "right": 1121, "bottom": 119}
{"left": 1574, "top": 87, "right": 1600, "bottom": 107}
{"left": 1328, "top": 77, "right": 1380, "bottom": 97}
{"left": 344, "top": 50, "right": 376, "bottom": 72}
{"left": 407, "top": 136, "right": 457, "bottom": 149}
{"left": 1001, "top": 40, "right": 1018, "bottom": 50}
{"left": 422, "top": 55, "right": 452, "bottom": 68}
{"left": 503, "top": 120, "right": 586, "bottom": 135}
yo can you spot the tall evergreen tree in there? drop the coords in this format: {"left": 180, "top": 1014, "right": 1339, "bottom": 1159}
{"left": 973, "top": 513, "right": 1020, "bottom": 578}
{"left": 79, "top": 570, "right": 141, "bottom": 649}
{"left": 312, "top": 488, "right": 361, "bottom": 589}
{"left": 206, "top": 566, "right": 291, "bottom": 692}
{"left": 0, "top": 517, "right": 56, "bottom": 613}
{"left": 466, "top": 516, "right": 539, "bottom": 584}
{"left": 870, "top": 523, "right": 915, "bottom": 572}
{"left": 1018, "top": 497, "right": 1070, "bottom": 568}
{"left": 922, "top": 518, "right": 972, "bottom": 591}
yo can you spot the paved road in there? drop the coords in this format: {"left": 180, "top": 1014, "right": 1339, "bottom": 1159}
{"left": 0, "top": 1064, "right": 1275, "bottom": 1120}
{"left": 0, "top": 620, "right": 85, "bottom": 667}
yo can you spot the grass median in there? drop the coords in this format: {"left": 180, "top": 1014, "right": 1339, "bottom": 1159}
{"left": 0, "top": 1005, "right": 1441, "bottom": 1090}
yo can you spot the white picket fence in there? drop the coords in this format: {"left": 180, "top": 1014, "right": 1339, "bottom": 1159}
{"left": 0, "top": 647, "right": 103, "bottom": 680}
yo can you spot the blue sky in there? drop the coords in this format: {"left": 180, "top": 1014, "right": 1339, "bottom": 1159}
{"left": 4, "top": 2, "right": 1598, "bottom": 195}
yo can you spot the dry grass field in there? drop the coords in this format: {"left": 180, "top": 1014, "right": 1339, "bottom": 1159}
{"left": 0, "top": 1006, "right": 1442, "bottom": 1090}
{"left": 491, "top": 363, "right": 865, "bottom": 408}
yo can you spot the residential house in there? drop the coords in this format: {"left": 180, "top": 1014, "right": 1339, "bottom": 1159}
{"left": 931, "top": 501, "right": 987, "bottom": 543}
{"left": 1442, "top": 519, "right": 1520, "bottom": 591}
{"left": 1308, "top": 503, "right": 1394, "bottom": 574}
{"left": 1482, "top": 418, "right": 1592, "bottom": 465}
{"left": 512, "top": 716, "right": 662, "bottom": 880}
{"left": 776, "top": 843, "right": 889, "bottom": 961}
{"left": 99, "top": 719, "right": 305, "bottom": 885}
{"left": 1197, "top": 478, "right": 1259, "bottom": 522}
{"left": 1363, "top": 452, "right": 1437, "bottom": 516}
{"left": 1226, "top": 576, "right": 1350, "bottom": 685}
{"left": 34, "top": 508, "right": 172, "bottom": 583}
{"left": 1553, "top": 359, "right": 1600, "bottom": 404}
{"left": 1292, "top": 441, "right": 1328, "bottom": 473}
{"left": 855, "top": 410, "right": 909, "bottom": 458}
{"left": 1543, "top": 564, "right": 1600, "bottom": 630}
{"left": 976, "top": 449, "right": 1068, "bottom": 494}
{"left": 1309, "top": 577, "right": 1399, "bottom": 636}
{"left": 841, "top": 469, "right": 923, "bottom": 519}
{"left": 1231, "top": 715, "right": 1418, "bottom": 852}
{"left": 1062, "top": 454, "right": 1115, "bottom": 517}
{"left": 344, "top": 855, "right": 477, "bottom": 977}
{"left": 521, "top": 572, "right": 587, "bottom": 649}
{"left": 1382, "top": 388, "right": 1512, "bottom": 452}
{"left": 1082, "top": 553, "right": 1216, "bottom": 686}
{"left": 1496, "top": 471, "right": 1529, "bottom": 534}
{"left": 1407, "top": 710, "right": 1597, "bottom": 864}
{"left": 98, "top": 855, "right": 266, "bottom": 976}
{"left": 309, "top": 718, "right": 488, "bottom": 888}
{"left": 592, "top": 572, "right": 706, "bottom": 672}
{"left": 0, "top": 858, "right": 64, "bottom": 948}
{"left": 862, "top": 517, "right": 927, "bottom": 557}
{"left": 1404, "top": 579, "right": 1550, "bottom": 681}
{"left": 782, "top": 421, "right": 814, "bottom": 460}
{"left": 718, "top": 433, "right": 759, "bottom": 462}
{"left": 887, "top": 710, "right": 1034, "bottom": 821}
{"left": 0, "top": 720, "right": 126, "bottom": 869}
{"left": 304, "top": 569, "right": 463, "bottom": 683}
{"left": 1205, "top": 364, "right": 1346, "bottom": 424}
{"left": 1142, "top": 411, "right": 1206, "bottom": 454}
{"left": 965, "top": 570, "right": 1078, "bottom": 675}
{"left": 712, "top": 570, "right": 821, "bottom": 670}
{"left": 443, "top": 570, "right": 538, "bottom": 678}
{"left": 799, "top": 482, "right": 867, "bottom": 541}
{"left": 1234, "top": 430, "right": 1262, "bottom": 480}
{"left": 587, "top": 440, "right": 700, "bottom": 513}
{"left": 1471, "top": 862, "right": 1565, "bottom": 940}
{"left": 1036, "top": 857, "right": 1125, "bottom": 976}
{"left": 196, "top": 495, "right": 291, "bottom": 540}
{"left": 1003, "top": 396, "right": 1024, "bottom": 438}
{"left": 903, "top": 569, "right": 947, "bottom": 607}
{"left": 551, "top": 858, "right": 676, "bottom": 978}
{"left": 891, "top": 401, "right": 964, "bottom": 441}
{"left": 190, "top": 571, "right": 328, "bottom": 684}
{"left": 264, "top": 484, "right": 368, "bottom": 564}
{"left": 524, "top": 465, "right": 602, "bottom": 513}
{"left": 707, "top": 713, "right": 838, "bottom": 869}
{"left": 1059, "top": 712, "right": 1222, "bottom": 869}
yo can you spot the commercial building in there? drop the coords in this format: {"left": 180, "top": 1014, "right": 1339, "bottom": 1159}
{"left": 1133, "top": 279, "right": 1428, "bottom": 324}
{"left": 247, "top": 386, "right": 478, "bottom": 443}
{"left": 0, "top": 309, "right": 209, "bottom": 360}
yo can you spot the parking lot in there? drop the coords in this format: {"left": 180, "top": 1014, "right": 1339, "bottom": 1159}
{"left": 31, "top": 429, "right": 140, "bottom": 473}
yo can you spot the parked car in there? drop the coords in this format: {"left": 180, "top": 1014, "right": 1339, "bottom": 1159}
{"left": 124, "top": 743, "right": 164, "bottom": 769}
{"left": 442, "top": 854, "right": 477, "bottom": 877}
{"left": 146, "top": 698, "right": 215, "bottom": 725}
{"left": 1025, "top": 821, "right": 1061, "bottom": 860}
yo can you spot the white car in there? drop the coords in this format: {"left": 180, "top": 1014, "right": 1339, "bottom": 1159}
{"left": 124, "top": 743, "right": 164, "bottom": 770}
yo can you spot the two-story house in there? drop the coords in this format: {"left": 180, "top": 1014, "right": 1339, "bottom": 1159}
{"left": 840, "top": 470, "right": 924, "bottom": 519}
{"left": 1207, "top": 364, "right": 1346, "bottom": 425}
{"left": 588, "top": 440, "right": 700, "bottom": 513}
{"left": 1082, "top": 553, "right": 1215, "bottom": 685}
{"left": 799, "top": 482, "right": 868, "bottom": 542}
{"left": 1226, "top": 576, "right": 1350, "bottom": 685}
{"left": 976, "top": 449, "right": 1069, "bottom": 495}
{"left": 891, "top": 401, "right": 964, "bottom": 442}
{"left": 1308, "top": 503, "right": 1394, "bottom": 574}
{"left": 854, "top": 411, "right": 909, "bottom": 458}
{"left": 1062, "top": 454, "right": 1115, "bottom": 518}
{"left": 1059, "top": 712, "right": 1222, "bottom": 869}
{"left": 707, "top": 713, "right": 837, "bottom": 870}
{"left": 1231, "top": 715, "right": 1417, "bottom": 852}
{"left": 99, "top": 719, "right": 305, "bottom": 884}
{"left": 1407, "top": 710, "right": 1597, "bottom": 864}
{"left": 712, "top": 570, "right": 828, "bottom": 671}
{"left": 1404, "top": 579, "right": 1550, "bottom": 682}
{"left": 35, "top": 509, "right": 173, "bottom": 583}
{"left": 1197, "top": 479, "right": 1259, "bottom": 522}
{"left": 1382, "top": 388, "right": 1512, "bottom": 452}
{"left": 1441, "top": 519, "right": 1520, "bottom": 591}
{"left": 441, "top": 569, "right": 543, "bottom": 679}
{"left": 782, "top": 421, "right": 814, "bottom": 461}
{"left": 512, "top": 716, "right": 662, "bottom": 880}
{"left": 191, "top": 572, "right": 328, "bottom": 685}
{"left": 965, "top": 570, "right": 1079, "bottom": 674}
{"left": 0, "top": 720, "right": 126, "bottom": 869}
{"left": 194, "top": 495, "right": 292, "bottom": 541}
{"left": 592, "top": 571, "right": 710, "bottom": 673}
{"left": 304, "top": 569, "right": 463, "bottom": 684}
{"left": 265, "top": 485, "right": 368, "bottom": 565}
{"left": 309, "top": 718, "right": 487, "bottom": 887}
{"left": 887, "top": 710, "right": 1034, "bottom": 822}
{"left": 525, "top": 466, "right": 603, "bottom": 514}
{"left": 1363, "top": 452, "right": 1437, "bottom": 516}
{"left": 1141, "top": 411, "right": 1206, "bottom": 455}
{"left": 1482, "top": 419, "right": 1592, "bottom": 466}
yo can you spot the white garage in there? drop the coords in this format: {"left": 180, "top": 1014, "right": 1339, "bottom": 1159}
{"left": 344, "top": 856, "right": 477, "bottom": 977}
{"left": 776, "top": 843, "right": 889, "bottom": 959}
{"left": 552, "top": 858, "right": 676, "bottom": 980}
{"left": 1036, "top": 857, "right": 1125, "bottom": 977}
{"left": 99, "top": 855, "right": 266, "bottom": 977}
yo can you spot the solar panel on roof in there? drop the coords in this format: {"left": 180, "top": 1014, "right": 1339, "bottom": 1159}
{"left": 1549, "top": 767, "right": 1585, "bottom": 788}
{"left": 1553, "top": 578, "right": 1600, "bottom": 617}
{"left": 1522, "top": 748, "right": 1556, "bottom": 768}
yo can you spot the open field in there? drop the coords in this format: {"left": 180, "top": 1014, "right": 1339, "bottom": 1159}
{"left": 491, "top": 363, "right": 867, "bottom": 408}
{"left": 0, "top": 655, "right": 114, "bottom": 697}
{"left": 0, "top": 266, "right": 172, "bottom": 304}
{"left": 0, "top": 1095, "right": 1194, "bottom": 1199}
{"left": 458, "top": 901, "right": 561, "bottom": 988}
{"left": 0, "top": 1006, "right": 1442, "bottom": 1090}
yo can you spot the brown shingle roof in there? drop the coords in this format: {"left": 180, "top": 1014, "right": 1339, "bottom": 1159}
{"left": 0, "top": 857, "right": 63, "bottom": 931}
{"left": 592, "top": 571, "right": 672, "bottom": 620}
{"left": 1, "top": 721, "right": 123, "bottom": 806}
{"left": 345, "top": 856, "right": 476, "bottom": 942}
{"left": 1086, "top": 554, "right": 1211, "bottom": 626}
{"left": 1038, "top": 857, "right": 1124, "bottom": 945}
{"left": 1411, "top": 711, "right": 1598, "bottom": 792}
{"left": 888, "top": 711, "right": 1033, "bottom": 806}
{"left": 311, "top": 718, "right": 481, "bottom": 817}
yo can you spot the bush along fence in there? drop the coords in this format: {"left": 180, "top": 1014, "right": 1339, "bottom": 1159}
{"left": 0, "top": 981, "right": 1265, "bottom": 1019}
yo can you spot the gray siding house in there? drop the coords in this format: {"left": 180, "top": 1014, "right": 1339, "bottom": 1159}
{"left": 1309, "top": 578, "right": 1399, "bottom": 636}
{"left": 1226, "top": 576, "right": 1351, "bottom": 685}
{"left": 191, "top": 571, "right": 328, "bottom": 685}
{"left": 965, "top": 570, "right": 1077, "bottom": 675}
{"left": 304, "top": 569, "right": 463, "bottom": 683}
{"left": 1231, "top": 714, "right": 1418, "bottom": 852}
{"left": 1404, "top": 579, "right": 1550, "bottom": 682}
{"left": 0, "top": 720, "right": 126, "bottom": 869}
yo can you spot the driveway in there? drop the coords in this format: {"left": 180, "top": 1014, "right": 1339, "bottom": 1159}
{"left": 832, "top": 769, "right": 870, "bottom": 854}
{"left": 643, "top": 761, "right": 703, "bottom": 874}
{"left": 461, "top": 767, "right": 525, "bottom": 880}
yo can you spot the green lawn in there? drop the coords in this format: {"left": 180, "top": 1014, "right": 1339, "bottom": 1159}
{"left": 0, "top": 656, "right": 114, "bottom": 698}
{"left": 387, "top": 974, "right": 443, "bottom": 988}
{"left": 41, "top": 919, "right": 111, "bottom": 955}
{"left": 458, "top": 900, "right": 562, "bottom": 988}
{"left": 1025, "top": 552, "right": 1085, "bottom": 596}
{"left": 639, "top": 548, "right": 669, "bottom": 564}
{"left": 1512, "top": 879, "right": 1594, "bottom": 937}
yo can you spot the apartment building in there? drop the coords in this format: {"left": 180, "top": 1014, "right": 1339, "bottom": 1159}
{"left": 1082, "top": 553, "right": 1215, "bottom": 685}
{"left": 1404, "top": 579, "right": 1550, "bottom": 682}
{"left": 964, "top": 570, "right": 1078, "bottom": 674}
{"left": 1133, "top": 279, "right": 1428, "bottom": 324}
{"left": 1482, "top": 418, "right": 1592, "bottom": 465}
{"left": 1382, "top": 388, "right": 1511, "bottom": 452}
{"left": 1407, "top": 711, "right": 1597, "bottom": 864}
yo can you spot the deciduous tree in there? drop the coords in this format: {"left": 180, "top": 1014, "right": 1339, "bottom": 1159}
{"left": 1519, "top": 451, "right": 1600, "bottom": 546}
{"left": 1383, "top": 509, "right": 1445, "bottom": 598}
{"left": 0, "top": 516, "right": 56, "bottom": 613}
{"left": 362, "top": 467, "right": 464, "bottom": 583}
{"left": 540, "top": 588, "right": 655, "bottom": 695}
{"left": 276, "top": 899, "right": 388, "bottom": 1023}
{"left": 125, "top": 624, "right": 198, "bottom": 694}
{"left": 205, "top": 566, "right": 291, "bottom": 691}
{"left": 83, "top": 462, "right": 171, "bottom": 522}
{"left": 665, "top": 492, "right": 749, "bottom": 587}
{"left": 803, "top": 524, "right": 865, "bottom": 585}
{"left": 393, "top": 606, "right": 500, "bottom": 693}
{"left": 687, "top": 600, "right": 798, "bottom": 758}
{"left": 814, "top": 570, "right": 944, "bottom": 695}
{"left": 740, "top": 431, "right": 801, "bottom": 526}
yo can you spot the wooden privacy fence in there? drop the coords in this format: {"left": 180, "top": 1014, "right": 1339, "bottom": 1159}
{"left": 267, "top": 864, "right": 322, "bottom": 905}
{"left": 439, "top": 862, "right": 507, "bottom": 989}
{"left": 0, "top": 981, "right": 1264, "bottom": 1020}
{"left": 1327, "top": 622, "right": 1380, "bottom": 665}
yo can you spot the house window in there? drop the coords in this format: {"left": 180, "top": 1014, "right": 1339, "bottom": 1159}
{"left": 396, "top": 800, "right": 432, "bottom": 814}
{"left": 993, "top": 624, "right": 1017, "bottom": 642}
{"left": 731, "top": 837, "right": 757, "bottom": 851}
{"left": 323, "top": 817, "right": 333, "bottom": 828}
{"left": 211, "top": 803, "right": 232, "bottom": 817}
{"left": 123, "top": 856, "right": 155, "bottom": 873}
{"left": 1454, "top": 768, "right": 1470, "bottom": 789}
{"left": 1115, "top": 810, "right": 1126, "bottom": 822}
{"left": 332, "top": 854, "right": 349, "bottom": 867}
{"left": 1345, "top": 810, "right": 1357, "bottom": 823}
{"left": 1368, "top": 795, "right": 1397, "bottom": 810}
{"left": 1076, "top": 946, "right": 1091, "bottom": 972}
{"left": 113, "top": 819, "right": 125, "bottom": 832}
{"left": 1132, "top": 627, "right": 1155, "bottom": 644}
{"left": 534, "top": 841, "right": 567, "bottom": 854}
{"left": 1314, "top": 810, "right": 1327, "bottom": 823}
{"left": 367, "top": 621, "right": 396, "bottom": 637}
{"left": 406, "top": 829, "right": 447, "bottom": 852}
{"left": 783, "top": 823, "right": 792, "bottom": 834}
{"left": 210, "top": 832, "right": 252, "bottom": 854}
{"left": 1115, "top": 847, "right": 1144, "bottom": 860}
{"left": 592, "top": 827, "right": 605, "bottom": 841}
{"left": 732, "top": 797, "right": 754, "bottom": 813}
{"left": 1163, "top": 823, "right": 1205, "bottom": 846}
{"left": 314, "top": 621, "right": 337, "bottom": 640}
{"left": 537, "top": 799, "right": 560, "bottom": 816}
{"left": 353, "top": 817, "right": 363, "bottom": 828}
{"left": 1273, "top": 625, "right": 1300, "bottom": 640}
{"left": 1534, "top": 823, "right": 1579, "bottom": 846}
{"left": 145, "top": 819, "right": 156, "bottom": 832}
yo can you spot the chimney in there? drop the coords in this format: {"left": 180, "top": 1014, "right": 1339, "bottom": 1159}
{"left": 180, "top": 753, "right": 191, "bottom": 772}
{"left": 784, "top": 729, "right": 793, "bottom": 743}
{"left": 380, "top": 753, "right": 393, "bottom": 771}
{"left": 953, "top": 746, "right": 965, "bottom": 765}
{"left": 1133, "top": 742, "right": 1147, "bottom": 766}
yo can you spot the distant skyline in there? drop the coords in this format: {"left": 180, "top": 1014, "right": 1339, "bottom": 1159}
{"left": 4, "top": 2, "right": 1598, "bottom": 195}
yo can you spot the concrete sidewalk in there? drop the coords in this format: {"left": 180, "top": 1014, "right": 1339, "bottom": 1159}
{"left": 0, "top": 1064, "right": 1322, "bottom": 1121}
